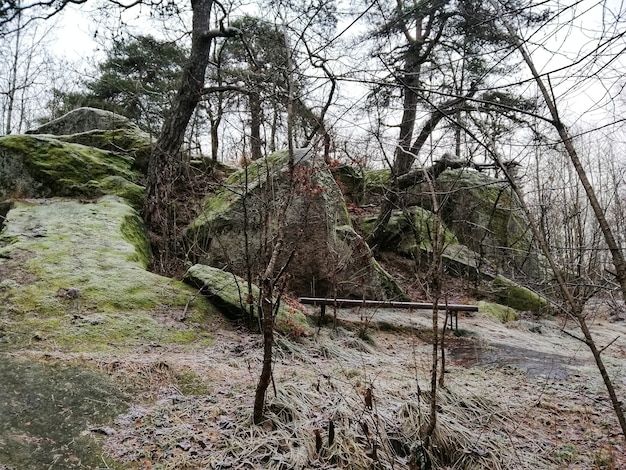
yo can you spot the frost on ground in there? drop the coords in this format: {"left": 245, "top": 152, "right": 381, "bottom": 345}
{"left": 92, "top": 304, "right": 625, "bottom": 469}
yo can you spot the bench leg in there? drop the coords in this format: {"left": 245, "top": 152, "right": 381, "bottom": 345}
{"left": 318, "top": 304, "right": 326, "bottom": 328}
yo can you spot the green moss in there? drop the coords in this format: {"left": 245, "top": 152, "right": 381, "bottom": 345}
{"left": 0, "top": 197, "right": 216, "bottom": 352}
{"left": 358, "top": 207, "right": 457, "bottom": 254}
{"left": 551, "top": 443, "right": 578, "bottom": 464}
{"left": 478, "top": 301, "right": 518, "bottom": 323}
{"left": 87, "top": 176, "right": 145, "bottom": 210}
{"left": 433, "top": 169, "right": 537, "bottom": 276}
{"left": 370, "top": 257, "right": 409, "bottom": 301}
{"left": 184, "top": 264, "right": 311, "bottom": 337}
{"left": 56, "top": 127, "right": 152, "bottom": 171}
{"left": 119, "top": 212, "right": 151, "bottom": 267}
{"left": 187, "top": 154, "right": 289, "bottom": 236}
{"left": 0, "top": 356, "right": 127, "bottom": 469}
{"left": 491, "top": 276, "right": 552, "bottom": 314}
{"left": 364, "top": 168, "right": 391, "bottom": 190}
{"left": 175, "top": 368, "right": 211, "bottom": 395}
{"left": 0, "top": 135, "right": 139, "bottom": 199}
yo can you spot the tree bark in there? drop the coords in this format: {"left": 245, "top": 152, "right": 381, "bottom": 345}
{"left": 253, "top": 276, "right": 275, "bottom": 424}
{"left": 249, "top": 90, "right": 262, "bottom": 160}
{"left": 145, "top": 0, "right": 213, "bottom": 236}
{"left": 145, "top": 0, "right": 238, "bottom": 245}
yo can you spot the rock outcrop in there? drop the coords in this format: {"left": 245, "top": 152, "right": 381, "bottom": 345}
{"left": 27, "top": 107, "right": 143, "bottom": 135}
{"left": 187, "top": 149, "right": 406, "bottom": 300}
{"left": 432, "top": 169, "right": 540, "bottom": 279}
{"left": 0, "top": 134, "right": 144, "bottom": 207}
{"left": 183, "top": 264, "right": 310, "bottom": 336}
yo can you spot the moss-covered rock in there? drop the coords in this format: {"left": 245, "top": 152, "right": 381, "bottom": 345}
{"left": 183, "top": 263, "right": 311, "bottom": 336}
{"left": 0, "top": 196, "right": 215, "bottom": 351}
{"left": 27, "top": 107, "right": 142, "bottom": 135}
{"left": 429, "top": 169, "right": 540, "bottom": 278}
{"left": 358, "top": 207, "right": 458, "bottom": 253}
{"left": 0, "top": 134, "right": 142, "bottom": 206}
{"left": 55, "top": 127, "right": 153, "bottom": 172}
{"left": 187, "top": 150, "right": 405, "bottom": 300}
{"left": 331, "top": 164, "right": 365, "bottom": 204}
{"left": 0, "top": 356, "right": 127, "bottom": 469}
{"left": 491, "top": 275, "right": 552, "bottom": 315}
{"left": 478, "top": 300, "right": 518, "bottom": 323}
{"left": 357, "top": 208, "right": 497, "bottom": 280}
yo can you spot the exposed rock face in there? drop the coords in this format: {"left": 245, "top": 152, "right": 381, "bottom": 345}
{"left": 0, "top": 134, "right": 143, "bottom": 208}
{"left": 183, "top": 263, "right": 310, "bottom": 336}
{"left": 0, "top": 196, "right": 213, "bottom": 344}
{"left": 27, "top": 107, "right": 142, "bottom": 135}
{"left": 358, "top": 167, "right": 541, "bottom": 279}
{"left": 27, "top": 107, "right": 153, "bottom": 173}
{"left": 432, "top": 169, "right": 539, "bottom": 278}
{"left": 187, "top": 150, "right": 406, "bottom": 300}
{"left": 358, "top": 207, "right": 497, "bottom": 280}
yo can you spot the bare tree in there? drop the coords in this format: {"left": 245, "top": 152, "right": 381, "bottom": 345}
{"left": 488, "top": 0, "right": 626, "bottom": 438}
{"left": 0, "top": 2, "right": 58, "bottom": 134}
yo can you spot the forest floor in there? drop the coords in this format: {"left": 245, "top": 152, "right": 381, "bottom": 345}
{"left": 54, "top": 297, "right": 626, "bottom": 469}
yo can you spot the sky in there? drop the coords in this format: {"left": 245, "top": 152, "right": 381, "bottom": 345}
{"left": 29, "top": 0, "right": 626, "bottom": 162}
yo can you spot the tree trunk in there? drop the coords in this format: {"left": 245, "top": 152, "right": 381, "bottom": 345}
{"left": 210, "top": 114, "right": 220, "bottom": 161}
{"left": 5, "top": 5, "right": 21, "bottom": 134}
{"left": 145, "top": 0, "right": 238, "bottom": 250}
{"left": 145, "top": 0, "right": 214, "bottom": 236}
{"left": 366, "top": 88, "right": 477, "bottom": 250}
{"left": 253, "top": 277, "right": 274, "bottom": 424}
{"left": 249, "top": 90, "right": 262, "bottom": 160}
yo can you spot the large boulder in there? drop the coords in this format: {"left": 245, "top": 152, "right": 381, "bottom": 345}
{"left": 356, "top": 167, "right": 541, "bottom": 278}
{"left": 27, "top": 107, "right": 142, "bottom": 135}
{"left": 358, "top": 207, "right": 497, "bottom": 280}
{"left": 431, "top": 169, "right": 540, "bottom": 278}
{"left": 0, "top": 195, "right": 215, "bottom": 468}
{"left": 27, "top": 108, "right": 153, "bottom": 173}
{"left": 0, "top": 195, "right": 214, "bottom": 350}
{"left": 0, "top": 134, "right": 143, "bottom": 208}
{"left": 186, "top": 150, "right": 406, "bottom": 300}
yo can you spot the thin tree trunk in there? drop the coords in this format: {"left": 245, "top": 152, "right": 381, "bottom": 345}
{"left": 491, "top": 6, "right": 626, "bottom": 439}
{"left": 249, "top": 90, "right": 262, "bottom": 160}
{"left": 253, "top": 276, "right": 276, "bottom": 424}
{"left": 5, "top": 4, "right": 21, "bottom": 135}
{"left": 210, "top": 114, "right": 220, "bottom": 161}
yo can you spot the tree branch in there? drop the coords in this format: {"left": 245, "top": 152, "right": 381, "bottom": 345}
{"left": 202, "top": 85, "right": 249, "bottom": 95}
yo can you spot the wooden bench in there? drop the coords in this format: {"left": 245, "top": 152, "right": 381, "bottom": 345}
{"left": 298, "top": 297, "right": 479, "bottom": 332}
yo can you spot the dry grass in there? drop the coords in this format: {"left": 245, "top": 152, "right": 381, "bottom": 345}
{"left": 99, "top": 326, "right": 563, "bottom": 469}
